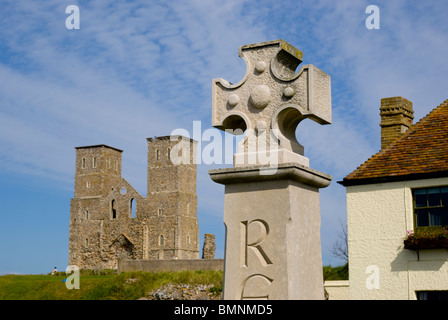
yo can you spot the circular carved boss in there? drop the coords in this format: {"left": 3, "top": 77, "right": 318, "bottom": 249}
{"left": 250, "top": 85, "right": 271, "bottom": 109}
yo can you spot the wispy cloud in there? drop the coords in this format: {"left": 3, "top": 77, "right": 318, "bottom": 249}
{"left": 0, "top": 0, "right": 269, "bottom": 186}
{"left": 1, "top": 0, "right": 447, "bottom": 268}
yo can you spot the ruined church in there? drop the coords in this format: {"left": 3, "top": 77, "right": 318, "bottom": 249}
{"left": 68, "top": 136, "right": 199, "bottom": 269}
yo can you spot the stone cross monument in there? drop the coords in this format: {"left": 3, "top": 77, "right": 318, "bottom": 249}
{"left": 209, "top": 40, "right": 332, "bottom": 300}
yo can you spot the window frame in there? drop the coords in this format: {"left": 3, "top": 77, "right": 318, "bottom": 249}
{"left": 412, "top": 186, "right": 448, "bottom": 229}
{"left": 416, "top": 290, "right": 448, "bottom": 300}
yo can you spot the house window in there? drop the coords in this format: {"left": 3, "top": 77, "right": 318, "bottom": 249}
{"left": 82, "top": 158, "right": 86, "bottom": 169}
{"left": 167, "top": 147, "right": 171, "bottom": 160}
{"left": 85, "top": 238, "right": 89, "bottom": 247}
{"left": 85, "top": 210, "right": 89, "bottom": 220}
{"left": 413, "top": 187, "right": 448, "bottom": 227}
{"left": 417, "top": 291, "right": 448, "bottom": 300}
{"left": 158, "top": 208, "right": 163, "bottom": 216}
{"left": 159, "top": 235, "right": 164, "bottom": 246}
{"left": 92, "top": 157, "right": 97, "bottom": 168}
{"left": 156, "top": 149, "right": 160, "bottom": 160}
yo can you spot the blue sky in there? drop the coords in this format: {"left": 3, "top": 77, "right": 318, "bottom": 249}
{"left": 1, "top": 0, "right": 448, "bottom": 275}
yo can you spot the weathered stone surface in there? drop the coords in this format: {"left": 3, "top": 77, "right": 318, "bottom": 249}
{"left": 210, "top": 164, "right": 331, "bottom": 300}
{"left": 69, "top": 136, "right": 200, "bottom": 270}
{"left": 202, "top": 233, "right": 216, "bottom": 259}
{"left": 209, "top": 40, "right": 332, "bottom": 300}
{"left": 212, "top": 39, "right": 331, "bottom": 166}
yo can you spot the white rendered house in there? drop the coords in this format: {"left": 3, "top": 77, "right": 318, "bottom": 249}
{"left": 337, "top": 97, "right": 448, "bottom": 300}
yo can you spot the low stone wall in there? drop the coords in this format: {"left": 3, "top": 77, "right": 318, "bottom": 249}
{"left": 324, "top": 280, "right": 350, "bottom": 300}
{"left": 117, "top": 259, "right": 224, "bottom": 273}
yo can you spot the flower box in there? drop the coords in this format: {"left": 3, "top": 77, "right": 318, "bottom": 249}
{"left": 404, "top": 238, "right": 448, "bottom": 250}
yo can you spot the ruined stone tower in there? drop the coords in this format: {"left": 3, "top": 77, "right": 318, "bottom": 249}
{"left": 146, "top": 136, "right": 199, "bottom": 260}
{"left": 68, "top": 136, "right": 199, "bottom": 270}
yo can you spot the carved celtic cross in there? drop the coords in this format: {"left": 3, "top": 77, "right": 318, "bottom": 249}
{"left": 212, "top": 39, "right": 331, "bottom": 166}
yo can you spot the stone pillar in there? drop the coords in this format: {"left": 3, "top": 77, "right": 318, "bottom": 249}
{"left": 210, "top": 164, "right": 331, "bottom": 299}
{"left": 209, "top": 40, "right": 332, "bottom": 300}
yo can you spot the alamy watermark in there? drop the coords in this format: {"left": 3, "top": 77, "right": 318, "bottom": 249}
{"left": 66, "top": 5, "right": 80, "bottom": 30}
{"left": 65, "top": 265, "right": 80, "bottom": 289}
{"left": 365, "top": 5, "right": 380, "bottom": 30}
{"left": 169, "top": 121, "right": 281, "bottom": 174}
{"left": 365, "top": 265, "right": 380, "bottom": 290}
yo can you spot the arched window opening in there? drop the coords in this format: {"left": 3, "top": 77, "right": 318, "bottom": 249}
{"left": 130, "top": 198, "right": 136, "bottom": 219}
{"left": 159, "top": 235, "right": 164, "bottom": 246}
{"left": 111, "top": 200, "right": 117, "bottom": 219}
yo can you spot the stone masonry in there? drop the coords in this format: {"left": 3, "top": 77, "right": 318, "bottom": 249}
{"left": 68, "top": 136, "right": 200, "bottom": 269}
{"left": 209, "top": 39, "right": 332, "bottom": 299}
{"left": 202, "top": 233, "right": 216, "bottom": 259}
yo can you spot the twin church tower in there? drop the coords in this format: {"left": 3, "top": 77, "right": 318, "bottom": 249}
{"left": 68, "top": 136, "right": 199, "bottom": 269}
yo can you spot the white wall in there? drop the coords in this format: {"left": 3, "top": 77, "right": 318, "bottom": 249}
{"left": 346, "top": 177, "right": 448, "bottom": 300}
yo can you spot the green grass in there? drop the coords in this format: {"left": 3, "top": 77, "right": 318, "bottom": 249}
{"left": 0, "top": 265, "right": 346, "bottom": 300}
{"left": 0, "top": 270, "right": 223, "bottom": 300}
{"left": 323, "top": 263, "right": 348, "bottom": 281}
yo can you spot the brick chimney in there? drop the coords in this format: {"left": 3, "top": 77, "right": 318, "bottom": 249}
{"left": 380, "top": 97, "right": 414, "bottom": 149}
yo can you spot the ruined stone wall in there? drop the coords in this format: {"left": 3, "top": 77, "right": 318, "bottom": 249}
{"left": 69, "top": 137, "right": 200, "bottom": 270}
{"left": 202, "top": 233, "right": 216, "bottom": 259}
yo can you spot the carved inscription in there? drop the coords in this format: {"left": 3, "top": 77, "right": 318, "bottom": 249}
{"left": 240, "top": 219, "right": 273, "bottom": 299}
{"left": 241, "top": 274, "right": 273, "bottom": 300}
{"left": 240, "top": 219, "right": 273, "bottom": 267}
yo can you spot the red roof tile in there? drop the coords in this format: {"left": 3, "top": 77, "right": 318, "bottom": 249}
{"left": 340, "top": 99, "right": 448, "bottom": 186}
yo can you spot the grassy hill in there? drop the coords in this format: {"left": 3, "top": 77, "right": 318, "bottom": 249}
{"left": 0, "top": 270, "right": 223, "bottom": 300}
{"left": 0, "top": 264, "right": 347, "bottom": 300}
